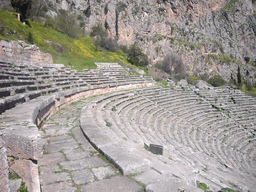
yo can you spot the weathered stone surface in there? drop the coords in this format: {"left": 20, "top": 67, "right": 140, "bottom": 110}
{"left": 92, "top": 166, "right": 116, "bottom": 180}
{"left": 149, "top": 144, "right": 163, "bottom": 155}
{"left": 60, "top": 156, "right": 107, "bottom": 171}
{"left": 0, "top": 138, "right": 9, "bottom": 192}
{"left": 40, "top": 171, "right": 70, "bottom": 185}
{"left": 9, "top": 159, "right": 40, "bottom": 192}
{"left": 145, "top": 179, "right": 202, "bottom": 192}
{"left": 63, "top": 148, "right": 89, "bottom": 161}
{"left": 41, "top": 181, "right": 76, "bottom": 192}
{"left": 39, "top": 153, "right": 65, "bottom": 166}
{"left": 2, "top": 124, "right": 42, "bottom": 160}
{"left": 9, "top": 178, "right": 22, "bottom": 192}
{"left": 81, "top": 175, "right": 143, "bottom": 192}
{"left": 72, "top": 169, "right": 94, "bottom": 185}
{"left": 167, "top": 80, "right": 176, "bottom": 87}
{"left": 196, "top": 80, "right": 210, "bottom": 89}
{"left": 44, "top": 139, "right": 78, "bottom": 153}
{"left": 178, "top": 79, "right": 188, "bottom": 87}
{"left": 0, "top": 40, "right": 53, "bottom": 64}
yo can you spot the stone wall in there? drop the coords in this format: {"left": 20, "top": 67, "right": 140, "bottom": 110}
{"left": 0, "top": 40, "right": 53, "bottom": 64}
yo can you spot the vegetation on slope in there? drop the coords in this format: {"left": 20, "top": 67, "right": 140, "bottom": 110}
{"left": 0, "top": 10, "right": 130, "bottom": 70}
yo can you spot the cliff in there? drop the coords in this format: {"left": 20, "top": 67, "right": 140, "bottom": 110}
{"left": 2, "top": 0, "right": 256, "bottom": 84}
{"left": 42, "top": 0, "right": 256, "bottom": 84}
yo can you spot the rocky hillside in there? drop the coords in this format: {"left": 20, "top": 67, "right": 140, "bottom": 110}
{"left": 36, "top": 0, "right": 256, "bottom": 83}
{"left": 1, "top": 0, "right": 256, "bottom": 84}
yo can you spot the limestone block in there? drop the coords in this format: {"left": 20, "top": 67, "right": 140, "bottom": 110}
{"left": 9, "top": 179, "right": 21, "bottom": 192}
{"left": 3, "top": 126, "right": 42, "bottom": 160}
{"left": 0, "top": 138, "right": 9, "bottom": 192}
{"left": 196, "top": 80, "right": 210, "bottom": 89}
{"left": 10, "top": 159, "right": 40, "bottom": 192}
{"left": 167, "top": 80, "right": 176, "bottom": 87}
{"left": 178, "top": 79, "right": 188, "bottom": 87}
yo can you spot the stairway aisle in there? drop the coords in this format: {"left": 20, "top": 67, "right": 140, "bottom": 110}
{"left": 38, "top": 99, "right": 142, "bottom": 192}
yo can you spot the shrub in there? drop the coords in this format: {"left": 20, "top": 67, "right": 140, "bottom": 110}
{"left": 127, "top": 43, "right": 149, "bottom": 67}
{"left": 245, "top": 80, "right": 253, "bottom": 91}
{"left": 207, "top": 75, "right": 225, "bottom": 87}
{"left": 157, "top": 53, "right": 185, "bottom": 76}
{"left": 90, "top": 24, "right": 118, "bottom": 52}
{"left": 9, "top": 172, "right": 21, "bottom": 180}
{"left": 112, "top": 106, "right": 117, "bottom": 111}
{"left": 45, "top": 9, "right": 81, "bottom": 38}
{"left": 187, "top": 76, "right": 200, "bottom": 85}
{"left": 105, "top": 120, "right": 112, "bottom": 127}
{"left": 54, "top": 9, "right": 80, "bottom": 38}
{"left": 104, "top": 3, "right": 108, "bottom": 15}
{"left": 27, "top": 31, "right": 33, "bottom": 44}
{"left": 18, "top": 182, "right": 27, "bottom": 192}
{"left": 244, "top": 57, "right": 250, "bottom": 63}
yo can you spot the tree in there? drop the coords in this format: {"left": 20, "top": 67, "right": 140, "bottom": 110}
{"left": 54, "top": 9, "right": 81, "bottom": 38}
{"left": 207, "top": 75, "right": 225, "bottom": 87}
{"left": 127, "top": 43, "right": 148, "bottom": 67}
{"left": 158, "top": 53, "right": 185, "bottom": 76}
{"left": 90, "top": 25, "right": 118, "bottom": 51}
{"left": 237, "top": 66, "right": 242, "bottom": 84}
{"left": 11, "top": 0, "right": 32, "bottom": 20}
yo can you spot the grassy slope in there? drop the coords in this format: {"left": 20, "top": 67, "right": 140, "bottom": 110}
{"left": 0, "top": 10, "right": 129, "bottom": 70}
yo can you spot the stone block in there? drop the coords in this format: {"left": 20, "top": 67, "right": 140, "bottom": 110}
{"left": 9, "top": 178, "right": 22, "bottom": 192}
{"left": 3, "top": 126, "right": 42, "bottom": 160}
{"left": 0, "top": 138, "right": 9, "bottom": 192}
{"left": 72, "top": 169, "right": 94, "bottom": 185}
{"left": 10, "top": 159, "right": 40, "bottom": 192}
{"left": 149, "top": 144, "right": 163, "bottom": 155}
{"left": 81, "top": 175, "right": 142, "bottom": 192}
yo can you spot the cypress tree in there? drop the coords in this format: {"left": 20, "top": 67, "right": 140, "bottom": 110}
{"left": 237, "top": 66, "right": 242, "bottom": 84}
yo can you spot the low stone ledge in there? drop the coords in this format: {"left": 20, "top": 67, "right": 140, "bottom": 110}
{"left": 0, "top": 138, "right": 9, "bottom": 192}
{"left": 0, "top": 81, "right": 154, "bottom": 192}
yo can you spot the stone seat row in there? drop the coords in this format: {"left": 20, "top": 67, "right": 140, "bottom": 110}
{"left": 0, "top": 59, "right": 155, "bottom": 191}
{"left": 85, "top": 87, "right": 256, "bottom": 191}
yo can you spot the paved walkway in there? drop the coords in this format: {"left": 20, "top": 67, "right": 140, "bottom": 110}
{"left": 38, "top": 99, "right": 143, "bottom": 192}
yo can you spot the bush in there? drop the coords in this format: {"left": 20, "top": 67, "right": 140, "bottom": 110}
{"left": 157, "top": 53, "right": 185, "bottom": 76}
{"left": 187, "top": 76, "right": 200, "bottom": 85}
{"left": 90, "top": 24, "right": 118, "bottom": 52}
{"left": 55, "top": 9, "right": 81, "bottom": 38}
{"left": 18, "top": 182, "right": 27, "bottom": 192}
{"left": 245, "top": 80, "right": 253, "bottom": 91}
{"left": 127, "top": 43, "right": 148, "bottom": 67}
{"left": 207, "top": 75, "right": 226, "bottom": 87}
{"left": 27, "top": 31, "right": 33, "bottom": 44}
{"left": 44, "top": 9, "right": 81, "bottom": 38}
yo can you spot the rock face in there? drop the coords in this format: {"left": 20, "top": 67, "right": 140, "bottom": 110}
{"left": 0, "top": 40, "right": 53, "bottom": 64}
{"left": 43, "top": 0, "right": 256, "bottom": 84}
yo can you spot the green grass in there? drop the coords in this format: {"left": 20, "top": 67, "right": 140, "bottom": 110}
{"left": 17, "top": 182, "right": 28, "bottom": 192}
{"left": 157, "top": 81, "right": 169, "bottom": 88}
{"left": 196, "top": 181, "right": 213, "bottom": 192}
{"left": 239, "top": 84, "right": 256, "bottom": 96}
{"left": 0, "top": 10, "right": 130, "bottom": 71}
{"left": 9, "top": 172, "right": 21, "bottom": 180}
{"left": 221, "top": 188, "right": 236, "bottom": 192}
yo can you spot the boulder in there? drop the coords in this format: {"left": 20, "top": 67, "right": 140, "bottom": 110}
{"left": 196, "top": 80, "right": 210, "bottom": 89}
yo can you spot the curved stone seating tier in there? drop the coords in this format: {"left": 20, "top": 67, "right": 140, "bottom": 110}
{"left": 0, "top": 58, "right": 154, "bottom": 191}
{"left": 80, "top": 87, "right": 256, "bottom": 191}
